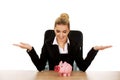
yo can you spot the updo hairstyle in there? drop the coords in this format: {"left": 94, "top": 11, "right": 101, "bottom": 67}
{"left": 54, "top": 13, "right": 70, "bottom": 29}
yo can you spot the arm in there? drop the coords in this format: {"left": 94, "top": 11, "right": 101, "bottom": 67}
{"left": 74, "top": 46, "right": 98, "bottom": 72}
{"left": 27, "top": 44, "right": 48, "bottom": 71}
{"left": 13, "top": 42, "right": 48, "bottom": 71}
{"left": 81, "top": 47, "right": 98, "bottom": 71}
{"left": 75, "top": 45, "right": 112, "bottom": 72}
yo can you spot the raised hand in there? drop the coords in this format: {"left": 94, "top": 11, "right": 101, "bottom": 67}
{"left": 93, "top": 45, "right": 112, "bottom": 50}
{"left": 13, "top": 42, "right": 32, "bottom": 51}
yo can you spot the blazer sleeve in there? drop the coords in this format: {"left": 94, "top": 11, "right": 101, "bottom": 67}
{"left": 75, "top": 45, "right": 98, "bottom": 72}
{"left": 27, "top": 43, "right": 48, "bottom": 71}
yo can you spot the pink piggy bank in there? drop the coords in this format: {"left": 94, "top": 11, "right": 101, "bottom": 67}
{"left": 54, "top": 61, "right": 72, "bottom": 77}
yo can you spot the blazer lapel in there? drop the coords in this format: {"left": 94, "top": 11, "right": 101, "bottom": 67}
{"left": 46, "top": 39, "right": 60, "bottom": 57}
{"left": 68, "top": 44, "right": 71, "bottom": 54}
{"left": 68, "top": 39, "right": 76, "bottom": 54}
{"left": 52, "top": 45, "right": 60, "bottom": 55}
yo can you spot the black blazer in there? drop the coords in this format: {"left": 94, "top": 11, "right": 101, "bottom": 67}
{"left": 27, "top": 37, "right": 98, "bottom": 72}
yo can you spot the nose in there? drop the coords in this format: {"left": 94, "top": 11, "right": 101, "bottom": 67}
{"left": 59, "top": 32, "right": 63, "bottom": 38}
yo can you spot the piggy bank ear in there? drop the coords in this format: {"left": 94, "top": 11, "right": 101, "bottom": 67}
{"left": 64, "top": 61, "right": 67, "bottom": 64}
{"left": 63, "top": 61, "right": 68, "bottom": 65}
{"left": 59, "top": 61, "right": 63, "bottom": 65}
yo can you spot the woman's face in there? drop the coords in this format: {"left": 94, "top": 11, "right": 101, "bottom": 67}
{"left": 54, "top": 24, "right": 70, "bottom": 43}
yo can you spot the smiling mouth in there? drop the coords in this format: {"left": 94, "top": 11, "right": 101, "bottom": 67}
{"left": 59, "top": 38, "right": 64, "bottom": 40}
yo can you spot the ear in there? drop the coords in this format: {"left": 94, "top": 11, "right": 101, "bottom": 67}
{"left": 59, "top": 61, "right": 63, "bottom": 65}
{"left": 64, "top": 61, "right": 67, "bottom": 64}
{"left": 63, "top": 61, "right": 67, "bottom": 66}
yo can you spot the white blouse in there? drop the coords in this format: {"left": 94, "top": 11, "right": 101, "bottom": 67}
{"left": 53, "top": 37, "right": 70, "bottom": 54}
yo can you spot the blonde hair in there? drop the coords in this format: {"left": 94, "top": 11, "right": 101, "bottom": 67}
{"left": 54, "top": 13, "right": 70, "bottom": 29}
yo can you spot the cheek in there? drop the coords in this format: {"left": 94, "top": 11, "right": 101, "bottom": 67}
{"left": 56, "top": 33, "right": 60, "bottom": 37}
{"left": 64, "top": 34, "right": 68, "bottom": 36}
{"left": 63, "top": 33, "right": 68, "bottom": 37}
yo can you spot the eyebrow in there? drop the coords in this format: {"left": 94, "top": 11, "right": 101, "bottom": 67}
{"left": 56, "top": 29, "right": 67, "bottom": 31}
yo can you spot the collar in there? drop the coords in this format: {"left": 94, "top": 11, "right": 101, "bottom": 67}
{"left": 53, "top": 37, "right": 70, "bottom": 45}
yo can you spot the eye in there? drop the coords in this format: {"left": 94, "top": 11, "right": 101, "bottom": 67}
{"left": 56, "top": 30, "right": 60, "bottom": 33}
{"left": 63, "top": 30, "right": 67, "bottom": 33}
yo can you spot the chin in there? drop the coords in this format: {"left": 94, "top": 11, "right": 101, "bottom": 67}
{"left": 60, "top": 40, "right": 66, "bottom": 43}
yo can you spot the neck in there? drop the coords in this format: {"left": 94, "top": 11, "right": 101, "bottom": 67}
{"left": 57, "top": 40, "right": 67, "bottom": 48}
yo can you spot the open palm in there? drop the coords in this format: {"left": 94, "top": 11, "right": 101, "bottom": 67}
{"left": 13, "top": 42, "right": 32, "bottom": 50}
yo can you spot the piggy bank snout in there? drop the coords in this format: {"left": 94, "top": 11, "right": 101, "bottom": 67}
{"left": 54, "top": 66, "right": 60, "bottom": 72}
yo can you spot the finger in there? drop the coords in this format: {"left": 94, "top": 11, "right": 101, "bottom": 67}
{"left": 13, "top": 44, "right": 20, "bottom": 46}
{"left": 13, "top": 44, "right": 24, "bottom": 48}
{"left": 104, "top": 45, "right": 112, "bottom": 49}
{"left": 20, "top": 42, "right": 27, "bottom": 45}
{"left": 107, "top": 45, "right": 112, "bottom": 48}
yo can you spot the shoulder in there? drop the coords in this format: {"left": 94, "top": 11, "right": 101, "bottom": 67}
{"left": 44, "top": 37, "right": 54, "bottom": 45}
{"left": 69, "top": 38, "right": 79, "bottom": 47}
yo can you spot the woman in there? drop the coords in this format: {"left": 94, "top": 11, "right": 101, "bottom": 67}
{"left": 13, "top": 13, "right": 112, "bottom": 72}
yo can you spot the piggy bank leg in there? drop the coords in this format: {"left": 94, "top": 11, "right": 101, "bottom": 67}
{"left": 58, "top": 73, "right": 63, "bottom": 76}
{"left": 63, "top": 73, "right": 67, "bottom": 77}
{"left": 67, "top": 73, "right": 71, "bottom": 76}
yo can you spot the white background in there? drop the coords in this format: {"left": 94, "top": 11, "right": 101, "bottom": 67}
{"left": 0, "top": 0, "right": 120, "bottom": 71}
